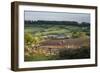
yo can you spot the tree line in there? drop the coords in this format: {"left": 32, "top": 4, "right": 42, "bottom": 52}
{"left": 24, "top": 20, "right": 90, "bottom": 27}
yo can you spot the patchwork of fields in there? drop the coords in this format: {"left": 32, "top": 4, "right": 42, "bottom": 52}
{"left": 24, "top": 21, "right": 90, "bottom": 61}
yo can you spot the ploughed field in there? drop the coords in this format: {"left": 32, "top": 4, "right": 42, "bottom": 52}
{"left": 24, "top": 22, "right": 90, "bottom": 61}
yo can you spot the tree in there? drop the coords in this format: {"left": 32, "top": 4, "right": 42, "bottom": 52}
{"left": 72, "top": 31, "right": 87, "bottom": 38}
{"left": 32, "top": 32, "right": 44, "bottom": 47}
{"left": 24, "top": 33, "right": 33, "bottom": 45}
{"left": 72, "top": 32, "right": 80, "bottom": 38}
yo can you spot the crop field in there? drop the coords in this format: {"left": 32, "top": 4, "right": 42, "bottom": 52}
{"left": 24, "top": 21, "right": 90, "bottom": 61}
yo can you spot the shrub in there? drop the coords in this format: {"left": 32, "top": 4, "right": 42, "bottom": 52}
{"left": 58, "top": 48, "right": 90, "bottom": 59}
{"left": 24, "top": 33, "right": 33, "bottom": 45}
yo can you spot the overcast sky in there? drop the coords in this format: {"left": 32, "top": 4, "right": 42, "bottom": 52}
{"left": 24, "top": 11, "right": 90, "bottom": 23}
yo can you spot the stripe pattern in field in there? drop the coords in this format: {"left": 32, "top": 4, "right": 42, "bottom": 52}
{"left": 39, "top": 38, "right": 90, "bottom": 49}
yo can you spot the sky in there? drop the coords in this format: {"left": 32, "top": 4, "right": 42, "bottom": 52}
{"left": 24, "top": 11, "right": 90, "bottom": 23}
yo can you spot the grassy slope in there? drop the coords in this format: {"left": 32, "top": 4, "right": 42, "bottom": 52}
{"left": 24, "top": 24, "right": 89, "bottom": 36}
